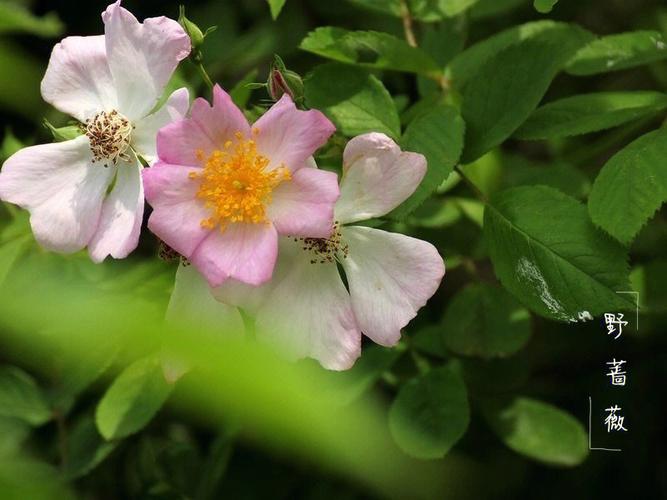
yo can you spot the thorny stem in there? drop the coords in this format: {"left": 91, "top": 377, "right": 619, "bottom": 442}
{"left": 454, "top": 165, "right": 488, "bottom": 203}
{"left": 399, "top": 0, "right": 418, "bottom": 48}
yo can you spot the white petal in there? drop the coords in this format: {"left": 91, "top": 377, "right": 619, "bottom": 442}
{"left": 166, "top": 263, "right": 245, "bottom": 337}
{"left": 102, "top": 1, "right": 191, "bottom": 120}
{"left": 132, "top": 88, "right": 190, "bottom": 164}
{"left": 255, "top": 240, "right": 361, "bottom": 370}
{"left": 335, "top": 133, "right": 426, "bottom": 224}
{"left": 0, "top": 136, "right": 114, "bottom": 253}
{"left": 341, "top": 226, "right": 445, "bottom": 346}
{"left": 88, "top": 156, "right": 144, "bottom": 262}
{"left": 40, "top": 35, "right": 117, "bottom": 122}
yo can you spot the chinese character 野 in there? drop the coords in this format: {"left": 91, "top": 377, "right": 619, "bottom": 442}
{"left": 606, "top": 359, "right": 627, "bottom": 386}
{"left": 604, "top": 405, "right": 628, "bottom": 432}
{"left": 604, "top": 313, "right": 628, "bottom": 339}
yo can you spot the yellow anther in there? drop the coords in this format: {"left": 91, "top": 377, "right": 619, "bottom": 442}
{"left": 189, "top": 131, "right": 291, "bottom": 231}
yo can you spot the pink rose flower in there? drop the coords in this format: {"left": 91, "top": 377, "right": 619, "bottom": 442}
{"left": 0, "top": 1, "right": 191, "bottom": 261}
{"left": 213, "top": 133, "right": 446, "bottom": 370}
{"left": 142, "top": 85, "right": 338, "bottom": 287}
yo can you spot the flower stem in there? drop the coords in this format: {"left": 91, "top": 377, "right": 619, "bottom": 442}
{"left": 195, "top": 60, "right": 214, "bottom": 92}
{"left": 399, "top": 0, "right": 418, "bottom": 48}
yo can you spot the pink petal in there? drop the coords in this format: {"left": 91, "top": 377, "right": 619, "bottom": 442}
{"left": 102, "top": 1, "right": 190, "bottom": 120}
{"left": 142, "top": 160, "right": 201, "bottom": 206}
{"left": 40, "top": 35, "right": 117, "bottom": 122}
{"left": 211, "top": 237, "right": 295, "bottom": 314}
{"left": 255, "top": 240, "right": 361, "bottom": 370}
{"left": 157, "top": 85, "right": 250, "bottom": 167}
{"left": 0, "top": 136, "right": 114, "bottom": 253}
{"left": 166, "top": 264, "right": 245, "bottom": 336}
{"left": 267, "top": 167, "right": 339, "bottom": 238}
{"left": 88, "top": 157, "right": 144, "bottom": 262}
{"left": 143, "top": 160, "right": 211, "bottom": 258}
{"left": 253, "top": 94, "right": 335, "bottom": 173}
{"left": 341, "top": 226, "right": 445, "bottom": 346}
{"left": 132, "top": 88, "right": 190, "bottom": 164}
{"left": 190, "top": 222, "right": 278, "bottom": 287}
{"left": 335, "top": 133, "right": 426, "bottom": 224}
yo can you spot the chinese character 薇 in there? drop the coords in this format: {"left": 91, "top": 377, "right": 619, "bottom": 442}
{"left": 606, "top": 359, "right": 627, "bottom": 386}
{"left": 604, "top": 405, "right": 628, "bottom": 433}
{"left": 604, "top": 313, "right": 628, "bottom": 339}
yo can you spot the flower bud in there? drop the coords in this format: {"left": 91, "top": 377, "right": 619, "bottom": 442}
{"left": 178, "top": 6, "right": 205, "bottom": 59}
{"left": 268, "top": 55, "right": 304, "bottom": 104}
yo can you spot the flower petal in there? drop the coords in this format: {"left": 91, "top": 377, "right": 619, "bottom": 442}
{"left": 268, "top": 167, "right": 339, "bottom": 238}
{"left": 40, "top": 35, "right": 116, "bottom": 122}
{"left": 157, "top": 85, "right": 250, "bottom": 167}
{"left": 102, "top": 1, "right": 190, "bottom": 120}
{"left": 190, "top": 222, "right": 278, "bottom": 287}
{"left": 335, "top": 133, "right": 426, "bottom": 224}
{"left": 253, "top": 94, "right": 335, "bottom": 172}
{"left": 166, "top": 263, "right": 244, "bottom": 336}
{"left": 143, "top": 162, "right": 210, "bottom": 258}
{"left": 255, "top": 241, "right": 361, "bottom": 370}
{"left": 132, "top": 87, "right": 190, "bottom": 164}
{"left": 341, "top": 226, "right": 445, "bottom": 346}
{"left": 0, "top": 136, "right": 114, "bottom": 253}
{"left": 88, "top": 157, "right": 144, "bottom": 262}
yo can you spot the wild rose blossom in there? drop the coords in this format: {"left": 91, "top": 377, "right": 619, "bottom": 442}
{"left": 142, "top": 85, "right": 338, "bottom": 287}
{"left": 0, "top": 1, "right": 190, "bottom": 261}
{"left": 212, "top": 133, "right": 446, "bottom": 370}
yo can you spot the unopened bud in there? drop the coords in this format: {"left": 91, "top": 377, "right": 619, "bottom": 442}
{"left": 268, "top": 55, "right": 304, "bottom": 104}
{"left": 179, "top": 6, "right": 205, "bottom": 58}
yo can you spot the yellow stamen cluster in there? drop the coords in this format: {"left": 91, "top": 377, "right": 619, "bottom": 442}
{"left": 189, "top": 131, "right": 291, "bottom": 231}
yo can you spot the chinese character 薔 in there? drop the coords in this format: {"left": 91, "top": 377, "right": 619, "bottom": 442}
{"left": 606, "top": 359, "right": 627, "bottom": 386}
{"left": 604, "top": 405, "right": 628, "bottom": 432}
{"left": 604, "top": 313, "right": 628, "bottom": 339}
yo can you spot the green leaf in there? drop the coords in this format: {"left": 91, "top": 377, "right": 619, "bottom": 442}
{"left": 448, "top": 21, "right": 582, "bottom": 87}
{"left": 417, "top": 22, "right": 465, "bottom": 97}
{"left": 64, "top": 415, "right": 118, "bottom": 479}
{"left": 304, "top": 63, "right": 400, "bottom": 139}
{"left": 484, "top": 186, "right": 634, "bottom": 321}
{"left": 0, "top": 3, "right": 63, "bottom": 37}
{"left": 0, "top": 416, "right": 30, "bottom": 457}
{"left": 95, "top": 356, "right": 173, "bottom": 440}
{"left": 470, "top": 0, "right": 525, "bottom": 18}
{"left": 500, "top": 156, "right": 591, "bottom": 199}
{"left": 516, "top": 92, "right": 667, "bottom": 140}
{"left": 0, "top": 366, "right": 51, "bottom": 426}
{"left": 566, "top": 31, "right": 667, "bottom": 75}
{"left": 458, "top": 23, "right": 592, "bottom": 161}
{"left": 0, "top": 212, "right": 31, "bottom": 287}
{"left": 442, "top": 284, "right": 531, "bottom": 358}
{"left": 389, "top": 105, "right": 464, "bottom": 218}
{"left": 266, "top": 0, "right": 287, "bottom": 19}
{"left": 410, "top": 0, "right": 480, "bottom": 19}
{"left": 588, "top": 128, "right": 667, "bottom": 246}
{"left": 533, "top": 0, "right": 557, "bottom": 13}
{"left": 300, "top": 27, "right": 441, "bottom": 77}
{"left": 482, "top": 397, "right": 589, "bottom": 466}
{"left": 389, "top": 366, "right": 469, "bottom": 459}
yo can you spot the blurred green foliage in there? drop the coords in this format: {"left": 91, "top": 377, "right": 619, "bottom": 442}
{"left": 1, "top": 0, "right": 667, "bottom": 499}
